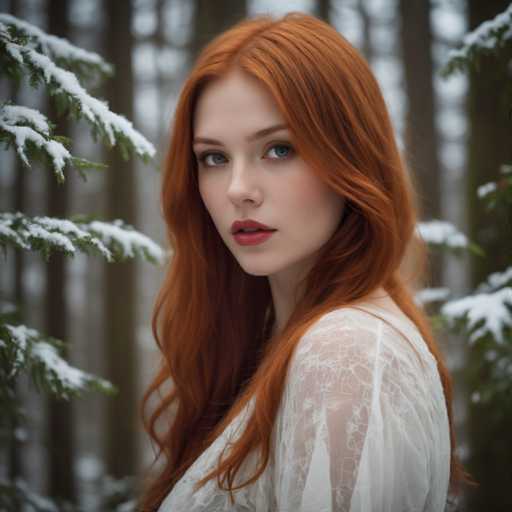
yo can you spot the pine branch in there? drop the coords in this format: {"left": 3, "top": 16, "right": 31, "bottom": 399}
{"left": 0, "top": 477, "right": 71, "bottom": 512}
{"left": 0, "top": 321, "right": 117, "bottom": 401}
{"left": 0, "top": 19, "right": 156, "bottom": 162}
{"left": 415, "top": 219, "right": 485, "bottom": 257}
{"left": 0, "top": 102, "right": 107, "bottom": 183}
{"left": 440, "top": 3, "right": 512, "bottom": 77}
{"left": 475, "top": 266, "right": 512, "bottom": 294}
{"left": 0, "top": 212, "right": 167, "bottom": 264}
{"left": 414, "top": 287, "right": 452, "bottom": 307}
{"left": 0, "top": 13, "right": 112, "bottom": 83}
{"left": 477, "top": 163, "right": 512, "bottom": 211}
{"left": 440, "top": 286, "right": 512, "bottom": 345}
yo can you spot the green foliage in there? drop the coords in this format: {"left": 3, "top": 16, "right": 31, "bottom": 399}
{"left": 0, "top": 13, "right": 162, "bottom": 511}
{"left": 434, "top": 1, "right": 512, "bottom": 427}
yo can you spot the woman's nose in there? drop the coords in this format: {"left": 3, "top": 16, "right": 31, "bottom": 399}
{"left": 226, "top": 160, "right": 262, "bottom": 205}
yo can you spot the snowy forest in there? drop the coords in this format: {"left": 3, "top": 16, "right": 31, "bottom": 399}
{"left": 0, "top": 0, "right": 511, "bottom": 511}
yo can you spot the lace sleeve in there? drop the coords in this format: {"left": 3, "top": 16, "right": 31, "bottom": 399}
{"left": 271, "top": 316, "right": 437, "bottom": 512}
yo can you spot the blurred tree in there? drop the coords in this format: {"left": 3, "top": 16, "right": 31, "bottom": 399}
{"left": 103, "top": 0, "right": 138, "bottom": 480}
{"left": 464, "top": 1, "right": 512, "bottom": 510}
{"left": 315, "top": 0, "right": 332, "bottom": 23}
{"left": 189, "top": 0, "right": 248, "bottom": 65}
{"left": 45, "top": 0, "right": 75, "bottom": 504}
{"left": 356, "top": 0, "right": 374, "bottom": 63}
{"left": 398, "top": 0, "right": 443, "bottom": 289}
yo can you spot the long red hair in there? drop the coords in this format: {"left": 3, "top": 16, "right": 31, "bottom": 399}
{"left": 139, "top": 11, "right": 476, "bottom": 511}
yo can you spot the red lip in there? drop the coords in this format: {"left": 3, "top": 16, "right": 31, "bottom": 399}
{"left": 233, "top": 230, "right": 276, "bottom": 246}
{"left": 231, "top": 219, "right": 276, "bottom": 234}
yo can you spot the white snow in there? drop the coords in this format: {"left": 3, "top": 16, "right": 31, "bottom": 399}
{"left": 0, "top": 218, "right": 30, "bottom": 249}
{"left": 17, "top": 45, "right": 155, "bottom": 158}
{"left": 477, "top": 266, "right": 512, "bottom": 293}
{"left": 441, "top": 287, "right": 512, "bottom": 344}
{"left": 1, "top": 212, "right": 165, "bottom": 264}
{"left": 416, "top": 219, "right": 468, "bottom": 249}
{"left": 415, "top": 287, "right": 451, "bottom": 305}
{"left": 89, "top": 219, "right": 166, "bottom": 263}
{"left": 0, "top": 104, "right": 50, "bottom": 135}
{"left": 4, "top": 324, "right": 34, "bottom": 378}
{"left": 0, "top": 105, "right": 70, "bottom": 180}
{"left": 31, "top": 341, "right": 89, "bottom": 391}
{"left": 0, "top": 13, "right": 112, "bottom": 74}
{"left": 13, "top": 478, "right": 59, "bottom": 512}
{"left": 0, "top": 15, "right": 155, "bottom": 160}
{"left": 446, "top": 3, "right": 512, "bottom": 61}
{"left": 24, "top": 223, "right": 76, "bottom": 253}
{"left": 477, "top": 181, "right": 497, "bottom": 198}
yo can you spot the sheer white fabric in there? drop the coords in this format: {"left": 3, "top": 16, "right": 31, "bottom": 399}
{"left": 157, "top": 304, "right": 451, "bottom": 512}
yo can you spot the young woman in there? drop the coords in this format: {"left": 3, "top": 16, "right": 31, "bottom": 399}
{"left": 139, "top": 11, "right": 476, "bottom": 512}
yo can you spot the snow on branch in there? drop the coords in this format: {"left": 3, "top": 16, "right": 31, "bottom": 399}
{"left": 477, "top": 164, "right": 512, "bottom": 209}
{"left": 0, "top": 212, "right": 166, "bottom": 264}
{"left": 0, "top": 19, "right": 156, "bottom": 162}
{"left": 0, "top": 103, "right": 70, "bottom": 181}
{"left": 476, "top": 266, "right": 512, "bottom": 294}
{"left": 414, "top": 287, "right": 451, "bottom": 306}
{"left": 1, "top": 323, "right": 116, "bottom": 399}
{"left": 0, "top": 12, "right": 112, "bottom": 78}
{"left": 87, "top": 219, "right": 167, "bottom": 264}
{"left": 0, "top": 477, "right": 60, "bottom": 512}
{"left": 441, "top": 3, "right": 512, "bottom": 76}
{"left": 415, "top": 219, "right": 480, "bottom": 256}
{"left": 440, "top": 287, "right": 512, "bottom": 345}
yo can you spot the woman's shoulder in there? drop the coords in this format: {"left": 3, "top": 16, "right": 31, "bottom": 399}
{"left": 293, "top": 303, "right": 437, "bottom": 378}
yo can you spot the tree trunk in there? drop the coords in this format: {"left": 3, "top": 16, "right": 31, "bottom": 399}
{"left": 45, "top": 0, "right": 75, "bottom": 503}
{"left": 464, "top": 1, "right": 512, "bottom": 510}
{"left": 398, "top": 0, "right": 443, "bottom": 288}
{"left": 103, "top": 0, "right": 138, "bottom": 479}
{"left": 189, "top": 0, "right": 248, "bottom": 65}
{"left": 315, "top": 0, "right": 332, "bottom": 23}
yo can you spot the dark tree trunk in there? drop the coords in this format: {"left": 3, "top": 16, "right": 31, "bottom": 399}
{"left": 189, "top": 0, "right": 248, "bottom": 65}
{"left": 315, "top": 0, "right": 331, "bottom": 23}
{"left": 398, "top": 0, "right": 443, "bottom": 288}
{"left": 464, "top": 1, "right": 512, "bottom": 510}
{"left": 103, "top": 0, "right": 138, "bottom": 478}
{"left": 45, "top": 0, "right": 75, "bottom": 503}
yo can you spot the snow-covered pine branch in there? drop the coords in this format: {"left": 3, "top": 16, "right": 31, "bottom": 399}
{"left": 440, "top": 287, "right": 512, "bottom": 345}
{"left": 0, "top": 212, "right": 167, "bottom": 264}
{"left": 0, "top": 17, "right": 156, "bottom": 162}
{"left": 0, "top": 477, "right": 64, "bottom": 512}
{"left": 0, "top": 322, "right": 116, "bottom": 400}
{"left": 0, "top": 102, "right": 108, "bottom": 183}
{"left": 414, "top": 287, "right": 452, "bottom": 307}
{"left": 440, "top": 3, "right": 512, "bottom": 77}
{"left": 415, "top": 219, "right": 484, "bottom": 256}
{"left": 0, "top": 12, "right": 112, "bottom": 83}
{"left": 476, "top": 266, "right": 512, "bottom": 294}
{"left": 477, "top": 164, "right": 512, "bottom": 209}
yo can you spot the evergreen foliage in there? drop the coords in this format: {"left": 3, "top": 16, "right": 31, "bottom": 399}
{"left": 0, "top": 13, "right": 164, "bottom": 512}
{"left": 437, "top": 4, "right": 512, "bottom": 416}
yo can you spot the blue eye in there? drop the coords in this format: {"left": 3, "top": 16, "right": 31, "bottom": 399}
{"left": 266, "top": 144, "right": 294, "bottom": 160}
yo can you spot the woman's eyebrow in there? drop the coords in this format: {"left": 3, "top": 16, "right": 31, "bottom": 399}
{"left": 193, "top": 123, "right": 289, "bottom": 147}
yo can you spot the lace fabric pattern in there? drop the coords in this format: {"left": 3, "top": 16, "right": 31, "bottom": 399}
{"left": 157, "top": 306, "right": 451, "bottom": 512}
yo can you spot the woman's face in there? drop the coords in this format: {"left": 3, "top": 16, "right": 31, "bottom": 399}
{"left": 193, "top": 68, "right": 344, "bottom": 280}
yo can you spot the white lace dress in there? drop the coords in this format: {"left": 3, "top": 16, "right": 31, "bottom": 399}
{"left": 157, "top": 303, "right": 451, "bottom": 512}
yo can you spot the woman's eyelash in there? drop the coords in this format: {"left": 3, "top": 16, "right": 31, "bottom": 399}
{"left": 197, "top": 143, "right": 295, "bottom": 167}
